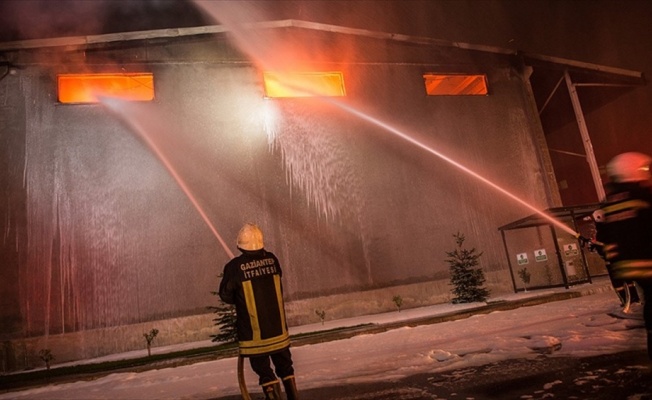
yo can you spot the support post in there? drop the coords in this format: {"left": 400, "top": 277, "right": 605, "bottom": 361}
{"left": 500, "top": 229, "right": 519, "bottom": 293}
{"left": 564, "top": 70, "right": 606, "bottom": 201}
{"left": 550, "top": 224, "right": 570, "bottom": 289}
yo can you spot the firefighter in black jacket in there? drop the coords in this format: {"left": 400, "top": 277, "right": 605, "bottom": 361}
{"left": 595, "top": 152, "right": 652, "bottom": 360}
{"left": 219, "top": 223, "right": 299, "bottom": 400}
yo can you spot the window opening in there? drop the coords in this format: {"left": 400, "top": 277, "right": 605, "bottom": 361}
{"left": 423, "top": 73, "right": 488, "bottom": 96}
{"left": 263, "top": 71, "right": 346, "bottom": 98}
{"left": 58, "top": 73, "right": 155, "bottom": 104}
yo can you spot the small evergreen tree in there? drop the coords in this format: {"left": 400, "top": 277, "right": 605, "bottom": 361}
{"left": 446, "top": 232, "right": 489, "bottom": 303}
{"left": 208, "top": 290, "right": 238, "bottom": 344}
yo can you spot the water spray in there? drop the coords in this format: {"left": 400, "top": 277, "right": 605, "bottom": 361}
{"left": 194, "top": 0, "right": 582, "bottom": 241}
{"left": 101, "top": 98, "right": 235, "bottom": 259}
{"left": 329, "top": 100, "right": 582, "bottom": 238}
{"left": 263, "top": 75, "right": 582, "bottom": 238}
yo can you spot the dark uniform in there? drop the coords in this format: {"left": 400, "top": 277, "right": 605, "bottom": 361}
{"left": 219, "top": 223, "right": 298, "bottom": 399}
{"left": 593, "top": 197, "right": 641, "bottom": 306}
{"left": 595, "top": 153, "right": 652, "bottom": 361}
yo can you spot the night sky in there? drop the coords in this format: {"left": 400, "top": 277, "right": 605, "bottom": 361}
{"left": 0, "top": 0, "right": 208, "bottom": 41}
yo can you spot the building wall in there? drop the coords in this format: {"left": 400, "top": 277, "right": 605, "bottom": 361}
{"left": 1, "top": 270, "right": 513, "bottom": 371}
{"left": 0, "top": 66, "right": 25, "bottom": 338}
{"left": 245, "top": 1, "right": 652, "bottom": 205}
{"left": 0, "top": 33, "right": 555, "bottom": 351}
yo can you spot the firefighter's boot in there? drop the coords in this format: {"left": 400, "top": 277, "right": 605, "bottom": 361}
{"left": 282, "top": 376, "right": 299, "bottom": 400}
{"left": 628, "top": 282, "right": 641, "bottom": 303}
{"left": 262, "top": 380, "right": 283, "bottom": 400}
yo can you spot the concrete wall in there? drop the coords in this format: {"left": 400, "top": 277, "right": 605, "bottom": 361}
{"left": 1, "top": 271, "right": 513, "bottom": 372}
{"left": 0, "top": 31, "right": 554, "bottom": 348}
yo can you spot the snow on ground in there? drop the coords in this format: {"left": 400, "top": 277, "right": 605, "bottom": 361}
{"left": 0, "top": 281, "right": 646, "bottom": 400}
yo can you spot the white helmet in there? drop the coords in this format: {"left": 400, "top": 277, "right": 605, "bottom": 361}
{"left": 592, "top": 209, "right": 604, "bottom": 223}
{"left": 237, "top": 223, "right": 264, "bottom": 251}
{"left": 606, "top": 152, "right": 652, "bottom": 183}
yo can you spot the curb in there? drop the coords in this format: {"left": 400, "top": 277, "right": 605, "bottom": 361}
{"left": 0, "top": 280, "right": 615, "bottom": 392}
{"left": 290, "top": 281, "right": 614, "bottom": 347}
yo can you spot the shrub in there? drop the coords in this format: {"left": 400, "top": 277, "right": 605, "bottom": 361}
{"left": 143, "top": 329, "right": 159, "bottom": 357}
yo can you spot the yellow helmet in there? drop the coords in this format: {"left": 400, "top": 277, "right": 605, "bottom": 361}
{"left": 237, "top": 223, "right": 264, "bottom": 251}
{"left": 606, "top": 152, "right": 652, "bottom": 183}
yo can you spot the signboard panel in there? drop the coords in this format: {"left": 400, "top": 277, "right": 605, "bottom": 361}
{"left": 517, "top": 252, "right": 529, "bottom": 265}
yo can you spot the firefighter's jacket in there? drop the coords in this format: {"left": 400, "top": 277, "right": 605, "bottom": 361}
{"left": 218, "top": 249, "right": 290, "bottom": 356}
{"left": 596, "top": 181, "right": 652, "bottom": 280}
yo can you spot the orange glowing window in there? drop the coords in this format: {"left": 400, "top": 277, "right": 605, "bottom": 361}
{"left": 423, "top": 73, "right": 488, "bottom": 96}
{"left": 57, "top": 73, "right": 155, "bottom": 104}
{"left": 263, "top": 71, "right": 346, "bottom": 98}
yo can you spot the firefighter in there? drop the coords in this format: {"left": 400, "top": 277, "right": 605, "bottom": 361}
{"left": 592, "top": 209, "right": 641, "bottom": 308}
{"left": 219, "top": 223, "right": 299, "bottom": 399}
{"left": 595, "top": 152, "right": 652, "bottom": 360}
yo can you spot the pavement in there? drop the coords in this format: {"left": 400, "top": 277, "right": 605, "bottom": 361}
{"left": 286, "top": 276, "right": 616, "bottom": 344}
{"left": 207, "top": 276, "right": 652, "bottom": 400}
{"left": 0, "top": 276, "right": 632, "bottom": 398}
{"left": 234, "top": 350, "right": 652, "bottom": 400}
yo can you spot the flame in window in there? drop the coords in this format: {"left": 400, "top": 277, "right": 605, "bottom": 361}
{"left": 263, "top": 71, "right": 346, "bottom": 98}
{"left": 58, "top": 73, "right": 155, "bottom": 104}
{"left": 423, "top": 74, "right": 488, "bottom": 96}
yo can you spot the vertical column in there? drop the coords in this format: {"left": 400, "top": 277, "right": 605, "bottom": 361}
{"left": 564, "top": 70, "right": 606, "bottom": 201}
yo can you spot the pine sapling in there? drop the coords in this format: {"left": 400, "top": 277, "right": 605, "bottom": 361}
{"left": 446, "top": 232, "right": 489, "bottom": 303}
{"left": 209, "top": 274, "right": 238, "bottom": 344}
{"left": 209, "top": 293, "right": 238, "bottom": 344}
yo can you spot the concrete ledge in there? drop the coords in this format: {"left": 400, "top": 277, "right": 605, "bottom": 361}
{"left": 0, "top": 272, "right": 601, "bottom": 372}
{"left": 0, "top": 277, "right": 615, "bottom": 388}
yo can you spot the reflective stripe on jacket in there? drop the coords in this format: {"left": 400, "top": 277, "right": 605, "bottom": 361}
{"left": 219, "top": 249, "right": 290, "bottom": 356}
{"left": 609, "top": 260, "right": 652, "bottom": 280}
{"left": 596, "top": 181, "right": 652, "bottom": 280}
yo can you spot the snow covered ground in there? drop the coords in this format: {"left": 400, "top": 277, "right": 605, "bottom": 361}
{"left": 1, "top": 279, "right": 647, "bottom": 400}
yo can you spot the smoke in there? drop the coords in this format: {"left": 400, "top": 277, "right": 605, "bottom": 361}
{"left": 0, "top": 0, "right": 105, "bottom": 41}
{"left": 0, "top": 0, "right": 207, "bottom": 42}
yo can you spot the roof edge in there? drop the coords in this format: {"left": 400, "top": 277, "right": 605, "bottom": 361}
{"left": 0, "top": 19, "right": 643, "bottom": 79}
{"left": 521, "top": 51, "right": 643, "bottom": 80}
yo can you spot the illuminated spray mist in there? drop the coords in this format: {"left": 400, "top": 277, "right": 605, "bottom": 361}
{"left": 192, "top": 1, "right": 581, "bottom": 239}
{"left": 265, "top": 76, "right": 581, "bottom": 238}
{"left": 328, "top": 100, "right": 580, "bottom": 237}
{"left": 102, "top": 98, "right": 235, "bottom": 259}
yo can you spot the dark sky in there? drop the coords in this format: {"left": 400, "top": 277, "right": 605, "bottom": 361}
{"left": 0, "top": 0, "right": 209, "bottom": 42}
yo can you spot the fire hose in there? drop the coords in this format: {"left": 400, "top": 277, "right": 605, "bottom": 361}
{"left": 238, "top": 355, "right": 251, "bottom": 400}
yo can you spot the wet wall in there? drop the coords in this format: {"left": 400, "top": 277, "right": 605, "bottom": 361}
{"left": 0, "top": 68, "right": 26, "bottom": 337}
{"left": 0, "top": 31, "right": 555, "bottom": 340}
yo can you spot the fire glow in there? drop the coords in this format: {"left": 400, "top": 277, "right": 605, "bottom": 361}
{"left": 263, "top": 71, "right": 346, "bottom": 98}
{"left": 423, "top": 73, "right": 488, "bottom": 96}
{"left": 58, "top": 73, "right": 155, "bottom": 104}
